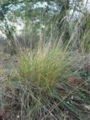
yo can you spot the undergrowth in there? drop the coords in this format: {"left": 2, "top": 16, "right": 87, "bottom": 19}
{"left": 1, "top": 42, "right": 86, "bottom": 120}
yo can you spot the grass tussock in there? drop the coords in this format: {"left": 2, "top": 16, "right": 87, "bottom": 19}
{"left": 1, "top": 40, "right": 90, "bottom": 120}
{"left": 1, "top": 42, "right": 81, "bottom": 120}
{"left": 17, "top": 43, "right": 72, "bottom": 92}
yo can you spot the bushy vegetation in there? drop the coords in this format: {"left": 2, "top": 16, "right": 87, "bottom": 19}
{"left": 18, "top": 43, "right": 73, "bottom": 91}
{"left": 1, "top": 40, "right": 89, "bottom": 120}
{"left": 0, "top": 0, "right": 90, "bottom": 120}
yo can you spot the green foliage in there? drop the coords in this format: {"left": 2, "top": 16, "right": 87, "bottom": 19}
{"left": 17, "top": 43, "right": 72, "bottom": 92}
{"left": 80, "top": 30, "right": 90, "bottom": 53}
{"left": 86, "top": 17, "right": 90, "bottom": 30}
{"left": 2, "top": 42, "right": 84, "bottom": 120}
{"left": 0, "top": 0, "right": 90, "bottom": 119}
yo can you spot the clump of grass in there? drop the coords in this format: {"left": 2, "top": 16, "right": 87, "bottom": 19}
{"left": 17, "top": 43, "right": 72, "bottom": 92}
{"left": 2, "top": 42, "right": 82, "bottom": 120}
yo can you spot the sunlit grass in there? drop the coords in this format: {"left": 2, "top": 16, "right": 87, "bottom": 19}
{"left": 17, "top": 42, "right": 72, "bottom": 93}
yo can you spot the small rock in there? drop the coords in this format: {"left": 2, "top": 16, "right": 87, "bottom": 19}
{"left": 84, "top": 105, "right": 90, "bottom": 111}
